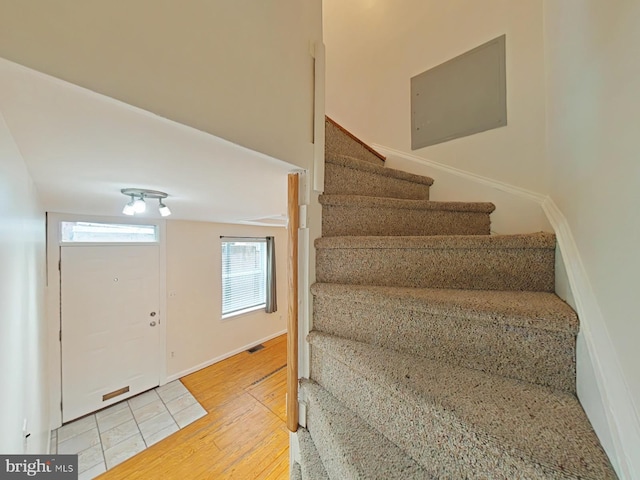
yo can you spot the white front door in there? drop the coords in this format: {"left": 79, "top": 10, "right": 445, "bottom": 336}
{"left": 61, "top": 245, "right": 161, "bottom": 422}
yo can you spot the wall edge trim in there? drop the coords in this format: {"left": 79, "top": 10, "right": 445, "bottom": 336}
{"left": 542, "top": 197, "right": 639, "bottom": 479}
{"left": 369, "top": 143, "right": 638, "bottom": 478}
{"left": 371, "top": 144, "right": 547, "bottom": 204}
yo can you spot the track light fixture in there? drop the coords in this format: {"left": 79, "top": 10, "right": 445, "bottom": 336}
{"left": 121, "top": 188, "right": 171, "bottom": 217}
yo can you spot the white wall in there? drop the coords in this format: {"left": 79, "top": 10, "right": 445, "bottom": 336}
{"left": 0, "top": 0, "right": 322, "bottom": 170}
{"left": 544, "top": 1, "right": 640, "bottom": 476}
{"left": 166, "top": 221, "right": 288, "bottom": 379}
{"left": 324, "top": 0, "right": 549, "bottom": 193}
{"left": 0, "top": 112, "right": 48, "bottom": 453}
{"left": 375, "top": 145, "right": 552, "bottom": 235}
{"left": 325, "top": 1, "right": 639, "bottom": 475}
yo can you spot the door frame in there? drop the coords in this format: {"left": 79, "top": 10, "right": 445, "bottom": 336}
{"left": 46, "top": 212, "right": 168, "bottom": 429}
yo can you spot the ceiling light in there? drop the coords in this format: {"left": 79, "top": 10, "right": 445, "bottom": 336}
{"left": 122, "top": 195, "right": 136, "bottom": 215}
{"left": 133, "top": 196, "right": 146, "bottom": 213}
{"left": 158, "top": 200, "right": 171, "bottom": 217}
{"left": 120, "top": 188, "right": 171, "bottom": 217}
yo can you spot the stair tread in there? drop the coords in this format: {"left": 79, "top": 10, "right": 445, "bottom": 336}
{"left": 316, "top": 232, "right": 556, "bottom": 250}
{"left": 309, "top": 332, "right": 615, "bottom": 479}
{"left": 297, "top": 427, "right": 330, "bottom": 480}
{"left": 319, "top": 194, "right": 496, "bottom": 212}
{"left": 311, "top": 283, "right": 578, "bottom": 334}
{"left": 326, "top": 152, "right": 434, "bottom": 185}
{"left": 301, "top": 379, "right": 434, "bottom": 479}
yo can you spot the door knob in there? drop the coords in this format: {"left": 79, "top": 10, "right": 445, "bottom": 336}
{"left": 150, "top": 312, "right": 156, "bottom": 317}
{"left": 150, "top": 321, "right": 157, "bottom": 327}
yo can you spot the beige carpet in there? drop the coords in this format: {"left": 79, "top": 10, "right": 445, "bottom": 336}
{"left": 292, "top": 117, "right": 616, "bottom": 479}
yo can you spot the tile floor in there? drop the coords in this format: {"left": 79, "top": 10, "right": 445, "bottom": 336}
{"left": 50, "top": 380, "right": 207, "bottom": 480}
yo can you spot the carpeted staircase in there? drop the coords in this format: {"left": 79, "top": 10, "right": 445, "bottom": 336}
{"left": 292, "top": 117, "right": 617, "bottom": 479}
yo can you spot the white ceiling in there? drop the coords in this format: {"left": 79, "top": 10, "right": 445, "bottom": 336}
{"left": 0, "top": 58, "right": 295, "bottom": 226}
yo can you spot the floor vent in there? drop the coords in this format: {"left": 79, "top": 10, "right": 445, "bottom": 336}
{"left": 247, "top": 344, "right": 265, "bottom": 354}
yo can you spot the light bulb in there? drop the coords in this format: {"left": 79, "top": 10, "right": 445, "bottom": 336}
{"left": 122, "top": 202, "right": 135, "bottom": 215}
{"left": 123, "top": 195, "right": 136, "bottom": 215}
{"left": 133, "top": 196, "right": 146, "bottom": 213}
{"left": 158, "top": 201, "right": 171, "bottom": 217}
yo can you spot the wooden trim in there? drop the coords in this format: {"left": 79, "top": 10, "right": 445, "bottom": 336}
{"left": 287, "top": 173, "right": 299, "bottom": 432}
{"left": 325, "top": 115, "right": 386, "bottom": 161}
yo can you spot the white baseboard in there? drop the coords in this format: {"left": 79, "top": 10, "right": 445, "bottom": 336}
{"left": 542, "top": 199, "right": 639, "bottom": 479}
{"left": 373, "top": 145, "right": 551, "bottom": 234}
{"left": 290, "top": 430, "right": 301, "bottom": 466}
{"left": 371, "top": 143, "right": 639, "bottom": 478}
{"left": 372, "top": 144, "right": 546, "bottom": 203}
{"left": 164, "top": 329, "right": 287, "bottom": 383}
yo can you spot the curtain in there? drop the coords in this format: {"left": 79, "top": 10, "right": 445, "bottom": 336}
{"left": 265, "top": 236, "right": 277, "bottom": 313}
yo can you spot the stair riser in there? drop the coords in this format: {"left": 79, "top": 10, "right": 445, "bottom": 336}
{"left": 297, "top": 428, "right": 329, "bottom": 480}
{"left": 324, "top": 162, "right": 430, "bottom": 200}
{"left": 305, "top": 392, "right": 377, "bottom": 479}
{"left": 316, "top": 247, "right": 555, "bottom": 291}
{"left": 303, "top": 382, "right": 429, "bottom": 479}
{"left": 322, "top": 204, "right": 490, "bottom": 236}
{"left": 291, "top": 463, "right": 302, "bottom": 480}
{"left": 311, "top": 351, "right": 557, "bottom": 480}
{"left": 326, "top": 120, "right": 384, "bottom": 166}
{"left": 313, "top": 296, "right": 576, "bottom": 392}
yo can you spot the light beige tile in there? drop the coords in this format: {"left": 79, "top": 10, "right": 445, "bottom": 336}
{"left": 78, "top": 444, "right": 104, "bottom": 474}
{"left": 58, "top": 427, "right": 100, "bottom": 454}
{"left": 138, "top": 410, "right": 177, "bottom": 439}
{"left": 95, "top": 400, "right": 129, "bottom": 421}
{"left": 142, "top": 422, "right": 179, "bottom": 447}
{"left": 131, "top": 398, "right": 166, "bottom": 424}
{"left": 127, "top": 389, "right": 159, "bottom": 411}
{"left": 96, "top": 405, "right": 134, "bottom": 432}
{"left": 165, "top": 392, "right": 197, "bottom": 416}
{"left": 173, "top": 403, "right": 207, "bottom": 428}
{"left": 156, "top": 380, "right": 189, "bottom": 403}
{"left": 57, "top": 415, "right": 97, "bottom": 443}
{"left": 104, "top": 433, "right": 146, "bottom": 469}
{"left": 78, "top": 461, "right": 106, "bottom": 480}
{"left": 99, "top": 419, "right": 140, "bottom": 450}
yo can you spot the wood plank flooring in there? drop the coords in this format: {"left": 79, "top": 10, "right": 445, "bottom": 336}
{"left": 97, "top": 334, "right": 289, "bottom": 479}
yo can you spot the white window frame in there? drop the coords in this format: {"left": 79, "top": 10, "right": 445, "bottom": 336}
{"left": 221, "top": 237, "right": 268, "bottom": 319}
{"left": 59, "top": 220, "right": 159, "bottom": 244}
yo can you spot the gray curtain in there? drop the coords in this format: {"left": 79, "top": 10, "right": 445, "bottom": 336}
{"left": 265, "top": 236, "right": 277, "bottom": 313}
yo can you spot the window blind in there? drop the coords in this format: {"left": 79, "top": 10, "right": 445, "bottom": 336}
{"left": 221, "top": 239, "right": 267, "bottom": 316}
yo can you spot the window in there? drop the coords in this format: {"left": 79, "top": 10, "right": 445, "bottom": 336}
{"left": 60, "top": 222, "right": 158, "bottom": 243}
{"left": 221, "top": 239, "right": 267, "bottom": 317}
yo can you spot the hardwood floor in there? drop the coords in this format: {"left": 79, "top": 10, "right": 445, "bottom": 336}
{"left": 98, "top": 334, "right": 289, "bottom": 479}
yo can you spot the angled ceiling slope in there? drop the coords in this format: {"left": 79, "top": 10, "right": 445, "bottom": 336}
{"left": 0, "top": 0, "right": 320, "bottom": 170}
{"left": 0, "top": 58, "right": 294, "bottom": 226}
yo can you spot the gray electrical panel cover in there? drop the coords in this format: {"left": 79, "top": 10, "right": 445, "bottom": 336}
{"left": 411, "top": 35, "right": 507, "bottom": 149}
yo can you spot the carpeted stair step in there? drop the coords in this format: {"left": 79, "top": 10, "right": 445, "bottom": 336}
{"left": 300, "top": 379, "right": 434, "bottom": 479}
{"left": 315, "top": 232, "right": 556, "bottom": 291}
{"left": 326, "top": 117, "right": 385, "bottom": 166}
{"left": 297, "top": 427, "right": 329, "bottom": 480}
{"left": 311, "top": 283, "right": 578, "bottom": 392}
{"left": 309, "top": 332, "right": 616, "bottom": 480}
{"left": 320, "top": 194, "right": 494, "bottom": 236}
{"left": 325, "top": 153, "right": 433, "bottom": 200}
{"left": 290, "top": 462, "right": 302, "bottom": 480}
